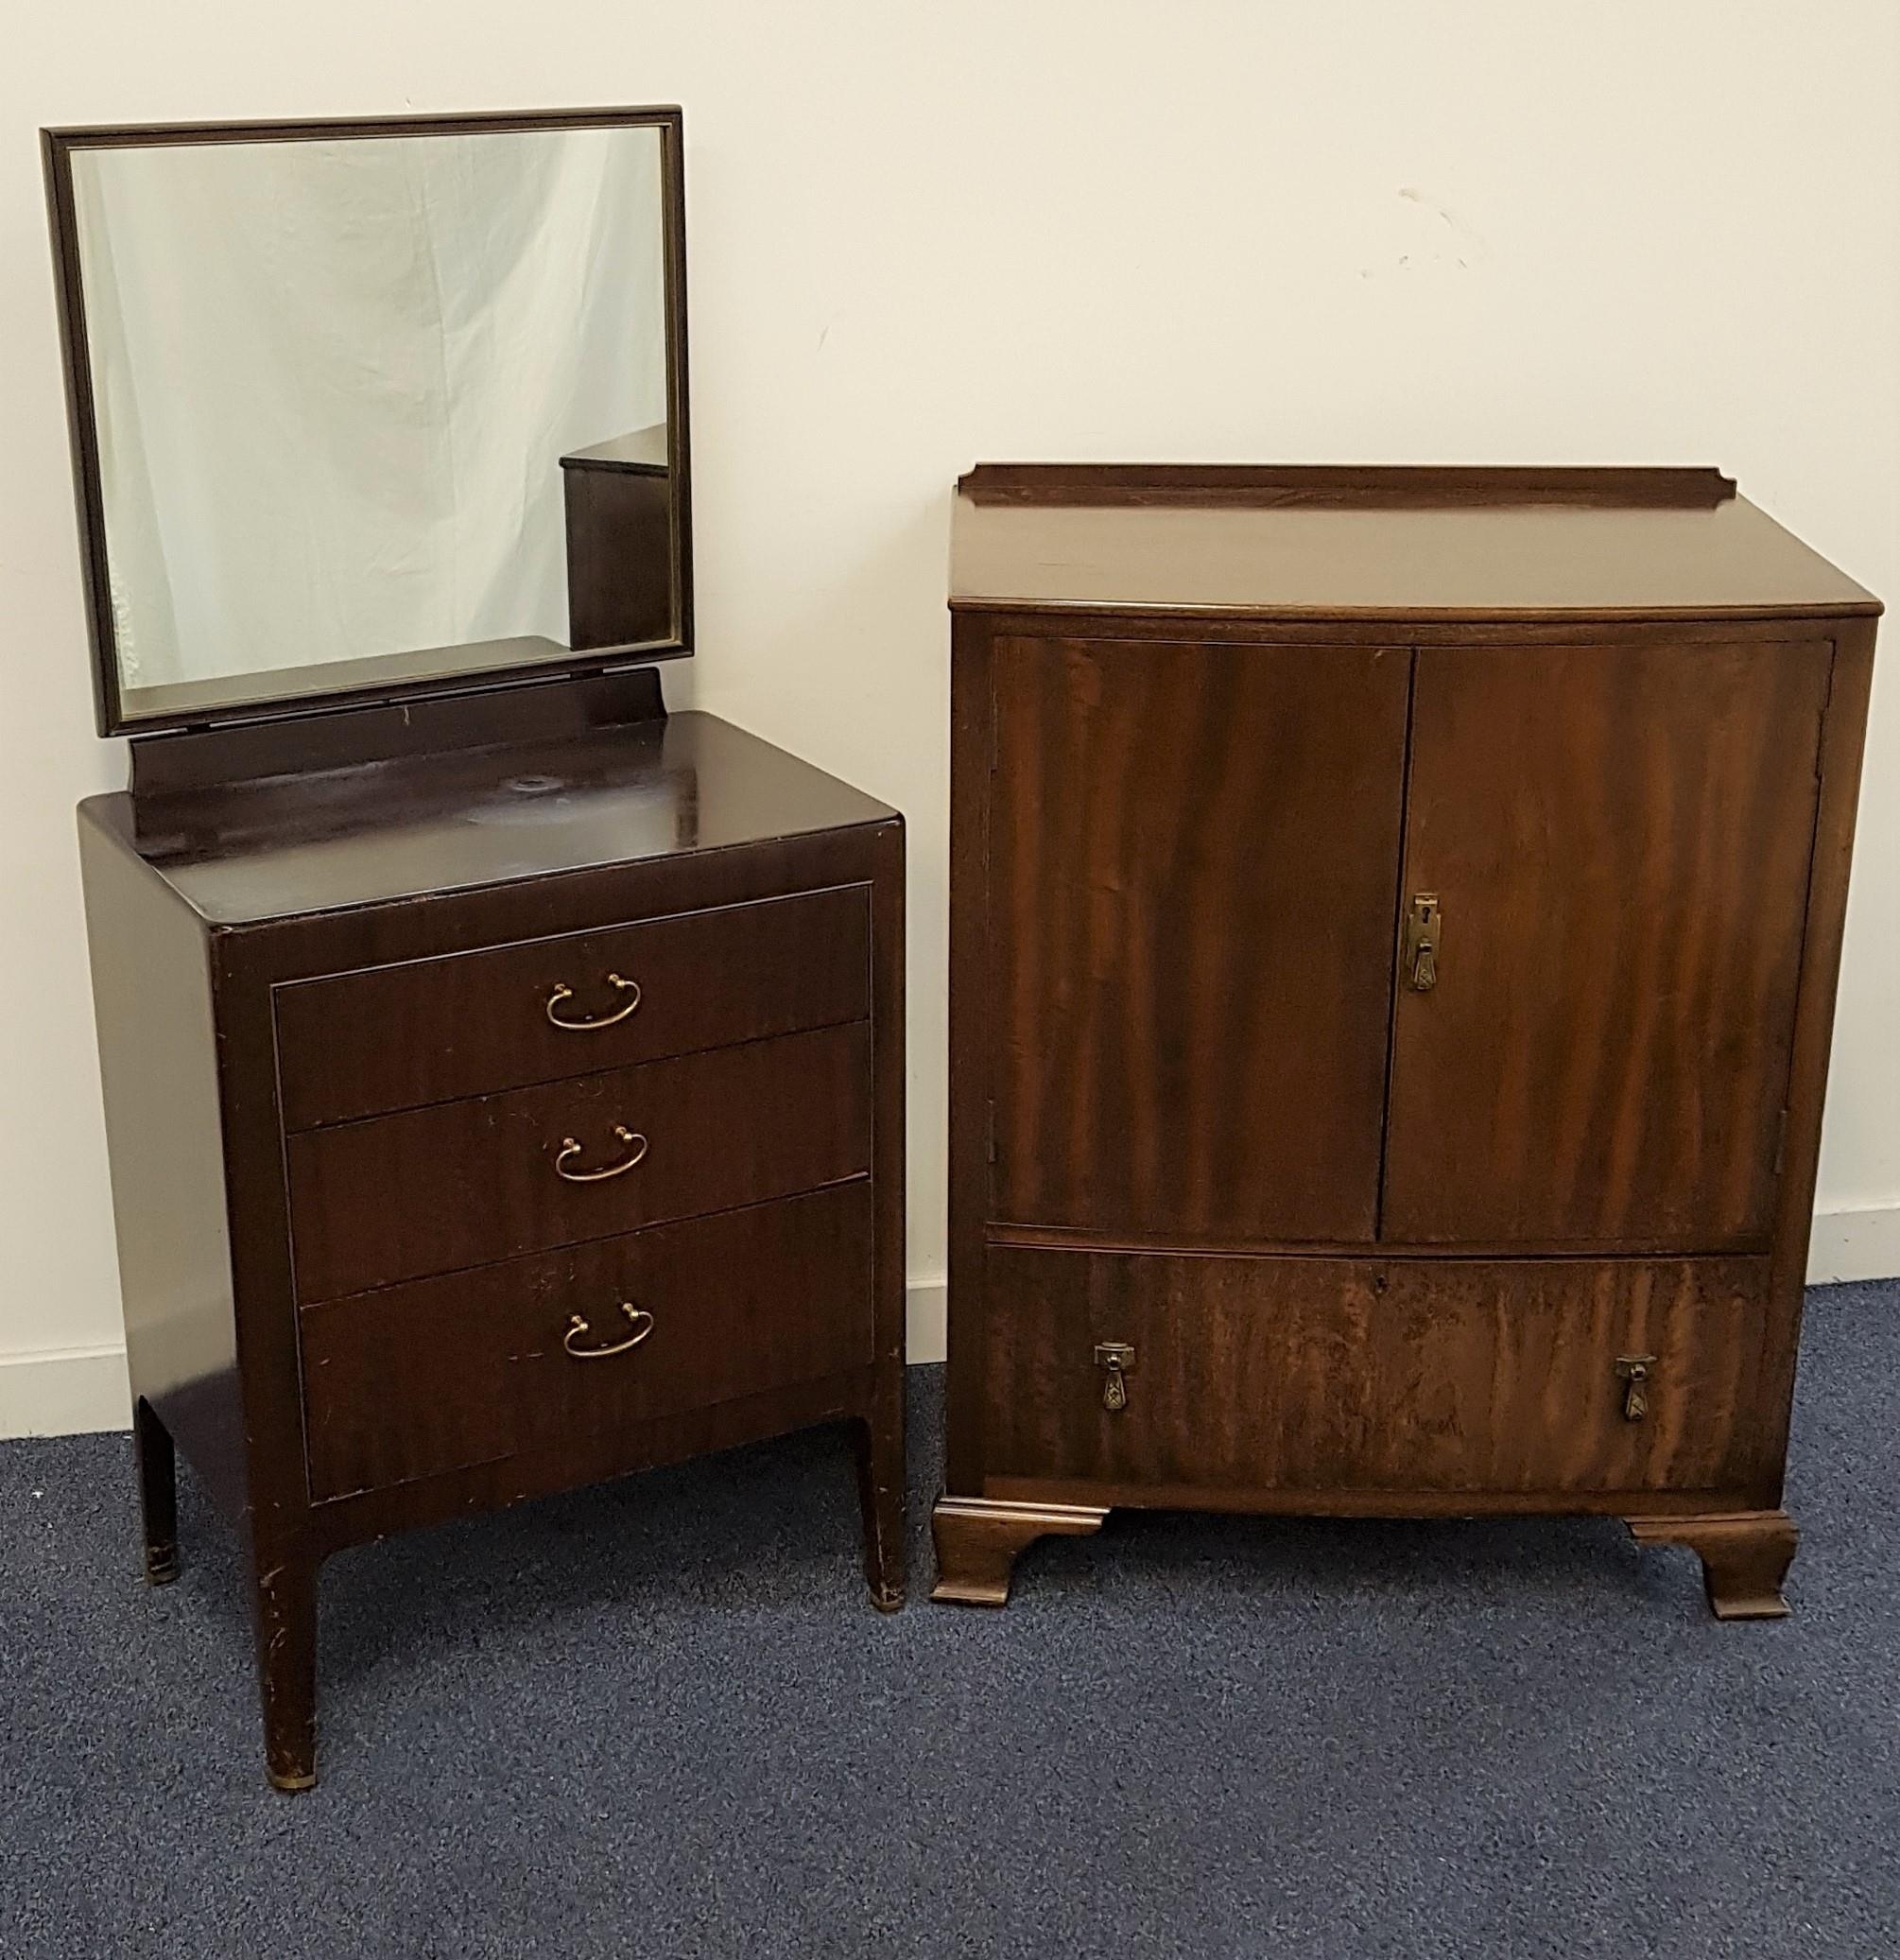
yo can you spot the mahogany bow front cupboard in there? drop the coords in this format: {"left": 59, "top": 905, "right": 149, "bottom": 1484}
{"left": 931, "top": 464, "right": 1880, "bottom": 1619}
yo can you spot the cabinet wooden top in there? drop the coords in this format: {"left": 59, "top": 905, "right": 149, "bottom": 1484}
{"left": 560, "top": 423, "right": 669, "bottom": 475}
{"left": 951, "top": 465, "right": 1879, "bottom": 621}
{"left": 80, "top": 709, "right": 897, "bottom": 928}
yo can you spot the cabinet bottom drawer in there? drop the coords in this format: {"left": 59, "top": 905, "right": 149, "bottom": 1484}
{"left": 980, "top": 1246, "right": 1770, "bottom": 1498}
{"left": 302, "top": 1184, "right": 873, "bottom": 1501}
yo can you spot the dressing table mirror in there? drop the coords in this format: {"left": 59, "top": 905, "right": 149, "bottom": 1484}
{"left": 54, "top": 111, "right": 692, "bottom": 733}
{"left": 47, "top": 108, "right": 905, "bottom": 1791}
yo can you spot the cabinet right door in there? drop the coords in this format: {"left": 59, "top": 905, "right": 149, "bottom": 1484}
{"left": 1383, "top": 638, "right": 1831, "bottom": 1247}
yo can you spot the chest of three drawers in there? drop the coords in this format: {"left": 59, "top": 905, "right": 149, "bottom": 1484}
{"left": 283, "top": 884, "right": 881, "bottom": 1504}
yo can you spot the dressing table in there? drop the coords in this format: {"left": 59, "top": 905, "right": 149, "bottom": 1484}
{"left": 47, "top": 108, "right": 906, "bottom": 1791}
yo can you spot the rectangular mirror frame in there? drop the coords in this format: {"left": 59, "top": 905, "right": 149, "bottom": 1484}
{"left": 43, "top": 105, "right": 694, "bottom": 738}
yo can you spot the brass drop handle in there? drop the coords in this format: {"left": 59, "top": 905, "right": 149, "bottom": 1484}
{"left": 1095, "top": 1342, "right": 1135, "bottom": 1413}
{"left": 1615, "top": 1354, "right": 1657, "bottom": 1423}
{"left": 545, "top": 973, "right": 642, "bottom": 1030}
{"left": 553, "top": 1125, "right": 648, "bottom": 1183}
{"left": 1404, "top": 893, "right": 1441, "bottom": 993}
{"left": 563, "top": 1300, "right": 654, "bottom": 1360}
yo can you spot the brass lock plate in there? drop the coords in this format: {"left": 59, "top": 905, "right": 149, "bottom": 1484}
{"left": 1404, "top": 893, "right": 1442, "bottom": 992}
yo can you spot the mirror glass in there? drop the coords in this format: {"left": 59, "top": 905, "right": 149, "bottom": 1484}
{"left": 55, "top": 115, "right": 686, "bottom": 730}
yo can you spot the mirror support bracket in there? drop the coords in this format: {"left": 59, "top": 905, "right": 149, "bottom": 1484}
{"left": 126, "top": 665, "right": 666, "bottom": 815}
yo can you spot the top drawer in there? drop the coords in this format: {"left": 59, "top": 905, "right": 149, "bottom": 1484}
{"left": 274, "top": 885, "right": 871, "bottom": 1131}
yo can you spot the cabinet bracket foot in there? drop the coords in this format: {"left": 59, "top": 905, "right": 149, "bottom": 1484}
{"left": 930, "top": 1496, "right": 1107, "bottom": 1606}
{"left": 1628, "top": 1509, "right": 1797, "bottom": 1621}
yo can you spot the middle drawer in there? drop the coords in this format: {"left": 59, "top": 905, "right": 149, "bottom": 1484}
{"left": 286, "top": 1021, "right": 872, "bottom": 1303}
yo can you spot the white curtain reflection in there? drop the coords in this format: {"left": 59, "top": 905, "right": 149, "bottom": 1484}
{"left": 73, "top": 126, "right": 667, "bottom": 692}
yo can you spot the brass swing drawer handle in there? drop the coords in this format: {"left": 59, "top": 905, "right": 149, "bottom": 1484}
{"left": 1095, "top": 1342, "right": 1135, "bottom": 1412}
{"left": 1615, "top": 1353, "right": 1657, "bottom": 1422}
{"left": 563, "top": 1300, "right": 654, "bottom": 1360}
{"left": 545, "top": 973, "right": 642, "bottom": 1030}
{"left": 553, "top": 1125, "right": 649, "bottom": 1183}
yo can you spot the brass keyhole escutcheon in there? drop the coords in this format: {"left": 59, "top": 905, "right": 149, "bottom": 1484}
{"left": 1615, "top": 1354, "right": 1657, "bottom": 1423}
{"left": 1095, "top": 1342, "right": 1135, "bottom": 1413}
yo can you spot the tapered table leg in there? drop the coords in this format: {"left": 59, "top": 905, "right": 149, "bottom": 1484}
{"left": 251, "top": 1546, "right": 320, "bottom": 1792}
{"left": 855, "top": 1392, "right": 907, "bottom": 1612}
{"left": 133, "top": 1397, "right": 178, "bottom": 1586}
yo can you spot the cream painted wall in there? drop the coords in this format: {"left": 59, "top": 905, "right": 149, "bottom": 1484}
{"left": 3, "top": 3, "right": 1898, "bottom": 1431}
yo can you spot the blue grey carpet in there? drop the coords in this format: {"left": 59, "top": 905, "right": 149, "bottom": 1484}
{"left": 4, "top": 1282, "right": 1898, "bottom": 1958}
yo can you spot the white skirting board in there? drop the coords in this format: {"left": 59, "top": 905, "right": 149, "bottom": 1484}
{"left": 0, "top": 1342, "right": 131, "bottom": 1440}
{"left": 1, "top": 1229, "right": 1891, "bottom": 1442}
{"left": 1805, "top": 1205, "right": 1900, "bottom": 1286}
{"left": 905, "top": 1278, "right": 947, "bottom": 1367}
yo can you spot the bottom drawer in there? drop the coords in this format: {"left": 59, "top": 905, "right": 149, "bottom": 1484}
{"left": 302, "top": 1183, "right": 873, "bottom": 1501}
{"left": 981, "top": 1246, "right": 1770, "bottom": 1497}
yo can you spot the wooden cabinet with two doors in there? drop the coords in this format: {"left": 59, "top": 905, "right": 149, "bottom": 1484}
{"left": 931, "top": 463, "right": 1879, "bottom": 1620}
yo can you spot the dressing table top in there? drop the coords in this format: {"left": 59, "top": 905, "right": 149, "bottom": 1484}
{"left": 81, "top": 708, "right": 896, "bottom": 928}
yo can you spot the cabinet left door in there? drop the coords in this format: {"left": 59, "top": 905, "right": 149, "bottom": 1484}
{"left": 985, "top": 634, "right": 1411, "bottom": 1242}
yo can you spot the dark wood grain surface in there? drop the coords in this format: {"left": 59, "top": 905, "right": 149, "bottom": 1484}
{"left": 1751, "top": 613, "right": 1882, "bottom": 1496}
{"left": 987, "top": 634, "right": 1408, "bottom": 1241}
{"left": 87, "top": 710, "right": 895, "bottom": 927}
{"left": 950, "top": 466, "right": 1877, "bottom": 619}
{"left": 302, "top": 1184, "right": 873, "bottom": 1500}
{"left": 78, "top": 806, "right": 249, "bottom": 1523}
{"left": 942, "top": 611, "right": 998, "bottom": 1496}
{"left": 275, "top": 884, "right": 870, "bottom": 1130}
{"left": 1384, "top": 639, "right": 1829, "bottom": 1245}
{"left": 959, "top": 463, "right": 1741, "bottom": 508}
{"left": 84, "top": 699, "right": 907, "bottom": 1783}
{"left": 128, "top": 666, "right": 665, "bottom": 804}
{"left": 936, "top": 465, "right": 1877, "bottom": 1621}
{"left": 304, "top": 1369, "right": 876, "bottom": 1552}
{"left": 286, "top": 1022, "right": 872, "bottom": 1302}
{"left": 858, "top": 817, "right": 908, "bottom": 1609}
{"left": 561, "top": 434, "right": 674, "bottom": 650}
{"left": 982, "top": 1246, "right": 1769, "bottom": 1496}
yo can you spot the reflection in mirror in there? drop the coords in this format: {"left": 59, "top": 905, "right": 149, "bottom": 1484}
{"left": 60, "top": 117, "right": 683, "bottom": 727}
